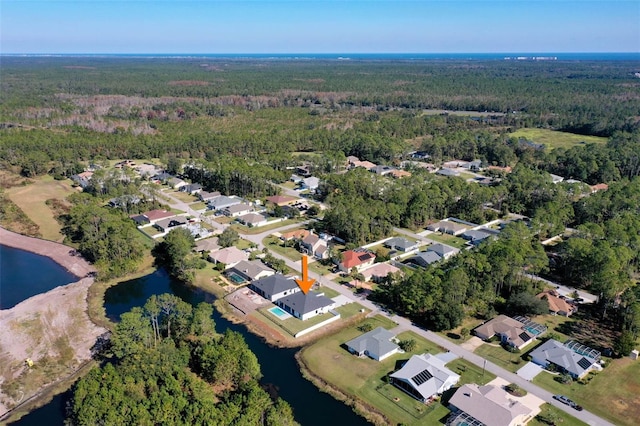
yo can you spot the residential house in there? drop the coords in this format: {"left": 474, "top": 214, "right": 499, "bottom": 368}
{"left": 266, "top": 195, "right": 298, "bottom": 207}
{"left": 238, "top": 212, "right": 268, "bottom": 227}
{"left": 408, "top": 251, "right": 442, "bottom": 267}
{"left": 130, "top": 214, "right": 150, "bottom": 226}
{"left": 464, "top": 160, "right": 483, "bottom": 171}
{"left": 300, "top": 233, "right": 329, "bottom": 260}
{"left": 142, "top": 209, "right": 176, "bottom": 225}
{"left": 390, "top": 353, "right": 460, "bottom": 403}
{"left": 301, "top": 176, "right": 320, "bottom": 191}
{"left": 427, "top": 243, "right": 460, "bottom": 260}
{"left": 185, "top": 223, "right": 211, "bottom": 239}
{"left": 590, "top": 183, "right": 608, "bottom": 193}
{"left": 194, "top": 237, "right": 219, "bottom": 253}
{"left": 448, "top": 384, "right": 539, "bottom": 426}
{"left": 384, "top": 237, "right": 420, "bottom": 253}
{"left": 154, "top": 216, "right": 188, "bottom": 233}
{"left": 70, "top": 171, "right": 94, "bottom": 188}
{"left": 345, "top": 327, "right": 400, "bottom": 361}
{"left": 208, "top": 246, "right": 249, "bottom": 269}
{"left": 436, "top": 168, "right": 460, "bottom": 177}
{"left": 276, "top": 291, "right": 336, "bottom": 321}
{"left": 290, "top": 174, "right": 303, "bottom": 184}
{"left": 296, "top": 165, "right": 312, "bottom": 177}
{"left": 536, "top": 290, "right": 577, "bottom": 317}
{"left": 181, "top": 183, "right": 203, "bottom": 194}
{"left": 389, "top": 169, "right": 412, "bottom": 179}
{"left": 168, "top": 177, "right": 187, "bottom": 190}
{"left": 249, "top": 274, "right": 301, "bottom": 302}
{"left": 198, "top": 190, "right": 221, "bottom": 202}
{"left": 442, "top": 160, "right": 468, "bottom": 169}
{"left": 461, "top": 229, "right": 498, "bottom": 245}
{"left": 370, "top": 165, "right": 395, "bottom": 175}
{"left": 223, "top": 203, "right": 253, "bottom": 217}
{"left": 350, "top": 160, "right": 377, "bottom": 170}
{"left": 487, "top": 165, "right": 513, "bottom": 174}
{"left": 208, "top": 195, "right": 242, "bottom": 211}
{"left": 151, "top": 171, "right": 173, "bottom": 183}
{"left": 227, "top": 260, "right": 275, "bottom": 282}
{"left": 280, "top": 229, "right": 311, "bottom": 242}
{"left": 530, "top": 339, "right": 600, "bottom": 379}
{"left": 427, "top": 220, "right": 468, "bottom": 235}
{"left": 134, "top": 163, "right": 160, "bottom": 178}
{"left": 473, "top": 315, "right": 541, "bottom": 350}
{"left": 339, "top": 250, "right": 376, "bottom": 273}
{"left": 361, "top": 263, "right": 401, "bottom": 282}
{"left": 549, "top": 173, "right": 564, "bottom": 184}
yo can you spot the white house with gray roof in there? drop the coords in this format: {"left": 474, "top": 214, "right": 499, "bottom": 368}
{"left": 227, "top": 260, "right": 275, "bottom": 282}
{"left": 409, "top": 251, "right": 443, "bottom": 267}
{"left": 529, "top": 339, "right": 599, "bottom": 379}
{"left": 427, "top": 243, "right": 460, "bottom": 260}
{"left": 384, "top": 237, "right": 420, "bottom": 252}
{"left": 208, "top": 195, "right": 242, "bottom": 211}
{"left": 345, "top": 327, "right": 400, "bottom": 361}
{"left": 276, "top": 291, "right": 336, "bottom": 321}
{"left": 249, "top": 274, "right": 300, "bottom": 302}
{"left": 390, "top": 353, "right": 460, "bottom": 403}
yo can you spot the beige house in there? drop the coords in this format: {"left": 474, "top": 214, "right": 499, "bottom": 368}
{"left": 448, "top": 383, "right": 540, "bottom": 426}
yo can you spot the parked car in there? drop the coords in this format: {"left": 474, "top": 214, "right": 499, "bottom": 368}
{"left": 553, "top": 395, "right": 582, "bottom": 411}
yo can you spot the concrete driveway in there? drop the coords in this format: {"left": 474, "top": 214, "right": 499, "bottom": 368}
{"left": 517, "top": 361, "right": 544, "bottom": 381}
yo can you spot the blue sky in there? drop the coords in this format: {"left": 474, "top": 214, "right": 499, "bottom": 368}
{"left": 2, "top": 1, "right": 639, "bottom": 53}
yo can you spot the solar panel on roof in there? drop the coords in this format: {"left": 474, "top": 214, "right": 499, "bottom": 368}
{"left": 577, "top": 357, "right": 593, "bottom": 370}
{"left": 411, "top": 369, "right": 433, "bottom": 386}
{"left": 519, "top": 332, "right": 531, "bottom": 342}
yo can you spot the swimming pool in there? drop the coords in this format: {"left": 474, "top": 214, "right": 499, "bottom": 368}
{"left": 269, "top": 306, "right": 289, "bottom": 318}
{"left": 227, "top": 272, "right": 246, "bottom": 284}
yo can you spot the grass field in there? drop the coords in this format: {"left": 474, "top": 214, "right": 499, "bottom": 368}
{"left": 529, "top": 404, "right": 588, "bottom": 426}
{"left": 263, "top": 235, "right": 303, "bottom": 261}
{"left": 533, "top": 357, "right": 640, "bottom": 426}
{"left": 425, "top": 232, "right": 468, "bottom": 249}
{"left": 231, "top": 219, "right": 298, "bottom": 235}
{"left": 510, "top": 128, "right": 607, "bottom": 150}
{"left": 5, "top": 176, "right": 76, "bottom": 242}
{"left": 299, "top": 319, "right": 494, "bottom": 425}
{"left": 473, "top": 341, "right": 542, "bottom": 373}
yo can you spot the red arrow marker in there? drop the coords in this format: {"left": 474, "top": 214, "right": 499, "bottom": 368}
{"left": 295, "top": 255, "right": 316, "bottom": 294}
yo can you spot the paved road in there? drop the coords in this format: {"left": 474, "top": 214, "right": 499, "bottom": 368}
{"left": 161, "top": 189, "right": 225, "bottom": 232}
{"left": 162, "top": 195, "right": 614, "bottom": 426}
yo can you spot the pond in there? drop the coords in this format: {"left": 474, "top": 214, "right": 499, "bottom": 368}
{"left": 0, "top": 245, "right": 77, "bottom": 310}
{"left": 12, "top": 263, "right": 369, "bottom": 425}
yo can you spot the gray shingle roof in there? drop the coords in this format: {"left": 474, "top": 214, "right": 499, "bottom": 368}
{"left": 250, "top": 274, "right": 299, "bottom": 297}
{"left": 278, "top": 291, "right": 334, "bottom": 315}
{"left": 530, "top": 339, "right": 597, "bottom": 378}
{"left": 411, "top": 251, "right": 442, "bottom": 266}
{"left": 345, "top": 327, "right": 399, "bottom": 360}
{"left": 230, "top": 260, "right": 274, "bottom": 280}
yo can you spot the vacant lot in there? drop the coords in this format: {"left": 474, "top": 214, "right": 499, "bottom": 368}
{"left": 510, "top": 128, "right": 607, "bottom": 150}
{"left": 5, "top": 176, "right": 75, "bottom": 242}
{"left": 533, "top": 357, "right": 640, "bottom": 426}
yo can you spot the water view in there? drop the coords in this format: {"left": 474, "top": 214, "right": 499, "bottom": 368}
{"left": 0, "top": 245, "right": 77, "bottom": 310}
{"left": 9, "top": 252, "right": 368, "bottom": 425}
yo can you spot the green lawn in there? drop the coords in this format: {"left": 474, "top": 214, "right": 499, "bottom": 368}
{"left": 253, "top": 300, "right": 365, "bottom": 337}
{"left": 308, "top": 259, "right": 335, "bottom": 276}
{"left": 232, "top": 219, "right": 298, "bottom": 235}
{"left": 188, "top": 201, "right": 207, "bottom": 210}
{"left": 529, "top": 404, "right": 588, "bottom": 426}
{"left": 532, "top": 357, "right": 640, "bottom": 426}
{"left": 263, "top": 236, "right": 303, "bottom": 261}
{"left": 425, "top": 232, "right": 468, "bottom": 249}
{"left": 300, "top": 322, "right": 474, "bottom": 425}
{"left": 170, "top": 190, "right": 199, "bottom": 203}
{"left": 510, "top": 128, "right": 607, "bottom": 150}
{"left": 234, "top": 238, "right": 254, "bottom": 250}
{"left": 473, "top": 342, "right": 541, "bottom": 373}
{"left": 316, "top": 286, "right": 340, "bottom": 298}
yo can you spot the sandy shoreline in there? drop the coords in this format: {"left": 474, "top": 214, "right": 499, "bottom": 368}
{"left": 0, "top": 227, "right": 105, "bottom": 419}
{"left": 0, "top": 227, "right": 95, "bottom": 278}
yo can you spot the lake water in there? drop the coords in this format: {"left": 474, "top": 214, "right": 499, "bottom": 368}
{"left": 0, "top": 245, "right": 77, "bottom": 310}
{"left": 9, "top": 255, "right": 369, "bottom": 425}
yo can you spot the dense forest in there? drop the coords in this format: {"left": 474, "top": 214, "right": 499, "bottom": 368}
{"left": 68, "top": 294, "right": 297, "bottom": 425}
